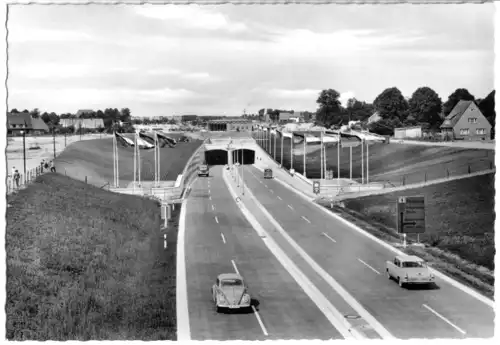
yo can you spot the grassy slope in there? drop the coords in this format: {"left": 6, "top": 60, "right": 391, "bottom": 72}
{"left": 324, "top": 173, "right": 495, "bottom": 296}
{"left": 55, "top": 137, "right": 202, "bottom": 186}
{"left": 6, "top": 174, "right": 181, "bottom": 340}
{"left": 268, "top": 138, "right": 494, "bottom": 183}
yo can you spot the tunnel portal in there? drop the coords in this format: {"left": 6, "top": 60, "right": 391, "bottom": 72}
{"left": 204, "top": 149, "right": 255, "bottom": 166}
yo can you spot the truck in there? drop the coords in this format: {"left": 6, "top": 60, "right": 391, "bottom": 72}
{"left": 198, "top": 164, "right": 209, "bottom": 177}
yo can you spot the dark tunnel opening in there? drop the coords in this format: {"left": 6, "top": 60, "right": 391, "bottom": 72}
{"left": 204, "top": 149, "right": 255, "bottom": 166}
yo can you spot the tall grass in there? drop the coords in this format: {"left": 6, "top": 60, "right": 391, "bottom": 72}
{"left": 6, "top": 173, "right": 180, "bottom": 340}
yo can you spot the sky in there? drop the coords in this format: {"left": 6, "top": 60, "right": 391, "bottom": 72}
{"left": 6, "top": 3, "right": 495, "bottom": 117}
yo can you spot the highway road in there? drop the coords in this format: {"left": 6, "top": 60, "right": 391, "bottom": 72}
{"left": 183, "top": 166, "right": 344, "bottom": 340}
{"left": 240, "top": 164, "right": 495, "bottom": 339}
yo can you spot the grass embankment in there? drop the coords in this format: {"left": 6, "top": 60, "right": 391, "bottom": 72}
{"left": 265, "top": 138, "right": 494, "bottom": 184}
{"left": 6, "top": 173, "right": 182, "bottom": 340}
{"left": 318, "top": 173, "right": 495, "bottom": 298}
{"left": 55, "top": 137, "right": 202, "bottom": 187}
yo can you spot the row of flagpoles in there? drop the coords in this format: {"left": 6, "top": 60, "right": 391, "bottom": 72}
{"left": 255, "top": 127, "right": 376, "bottom": 184}
{"left": 112, "top": 131, "right": 161, "bottom": 189}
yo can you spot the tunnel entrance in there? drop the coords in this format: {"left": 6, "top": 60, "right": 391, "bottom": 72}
{"left": 208, "top": 123, "right": 228, "bottom": 131}
{"left": 204, "top": 149, "right": 256, "bottom": 166}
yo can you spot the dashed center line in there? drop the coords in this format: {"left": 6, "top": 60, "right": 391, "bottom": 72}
{"left": 215, "top": 216, "right": 219, "bottom": 224}
{"left": 301, "top": 215, "right": 311, "bottom": 223}
{"left": 252, "top": 305, "right": 269, "bottom": 336}
{"left": 423, "top": 304, "right": 467, "bottom": 335}
{"left": 277, "top": 196, "right": 282, "bottom": 200}
{"left": 358, "top": 258, "right": 381, "bottom": 275}
{"left": 287, "top": 204, "right": 294, "bottom": 210}
{"left": 212, "top": 204, "right": 215, "bottom": 211}
{"left": 209, "top": 196, "right": 212, "bottom": 200}
{"left": 231, "top": 259, "right": 240, "bottom": 275}
{"left": 322, "top": 232, "right": 336, "bottom": 243}
{"left": 220, "top": 233, "right": 226, "bottom": 244}
{"left": 269, "top": 189, "right": 274, "bottom": 194}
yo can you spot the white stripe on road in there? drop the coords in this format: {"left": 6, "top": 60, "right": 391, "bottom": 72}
{"left": 252, "top": 305, "right": 269, "bottom": 336}
{"left": 277, "top": 196, "right": 282, "bottom": 200}
{"left": 231, "top": 260, "right": 240, "bottom": 276}
{"left": 301, "top": 215, "right": 311, "bottom": 223}
{"left": 358, "top": 258, "right": 380, "bottom": 275}
{"left": 264, "top": 184, "right": 268, "bottom": 188}
{"left": 212, "top": 204, "right": 215, "bottom": 211}
{"left": 269, "top": 189, "right": 274, "bottom": 194}
{"left": 423, "top": 304, "right": 467, "bottom": 335}
{"left": 164, "top": 234, "right": 167, "bottom": 249}
{"left": 220, "top": 233, "right": 226, "bottom": 244}
{"left": 287, "top": 204, "right": 294, "bottom": 210}
{"left": 215, "top": 216, "right": 219, "bottom": 224}
{"left": 209, "top": 196, "right": 212, "bottom": 200}
{"left": 322, "top": 232, "right": 336, "bottom": 243}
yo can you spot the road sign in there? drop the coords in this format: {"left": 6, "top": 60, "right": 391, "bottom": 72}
{"left": 397, "top": 196, "right": 426, "bottom": 234}
{"left": 313, "top": 181, "right": 320, "bottom": 194}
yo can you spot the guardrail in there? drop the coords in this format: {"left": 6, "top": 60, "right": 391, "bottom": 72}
{"left": 6, "top": 165, "right": 50, "bottom": 194}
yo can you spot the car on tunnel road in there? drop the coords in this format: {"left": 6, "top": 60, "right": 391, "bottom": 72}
{"left": 198, "top": 164, "right": 209, "bottom": 177}
{"left": 386, "top": 255, "right": 435, "bottom": 288}
{"left": 264, "top": 168, "right": 273, "bottom": 179}
{"left": 212, "top": 273, "right": 252, "bottom": 312}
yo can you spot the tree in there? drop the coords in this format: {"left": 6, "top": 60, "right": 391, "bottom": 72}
{"left": 10, "top": 108, "right": 19, "bottom": 113}
{"left": 120, "top": 108, "right": 131, "bottom": 123}
{"left": 408, "top": 87, "right": 443, "bottom": 129}
{"left": 368, "top": 117, "right": 402, "bottom": 136}
{"left": 346, "top": 98, "right": 374, "bottom": 122}
{"left": 316, "top": 89, "right": 342, "bottom": 127}
{"left": 373, "top": 87, "right": 409, "bottom": 122}
{"left": 442, "top": 88, "right": 475, "bottom": 116}
{"left": 478, "top": 90, "right": 495, "bottom": 138}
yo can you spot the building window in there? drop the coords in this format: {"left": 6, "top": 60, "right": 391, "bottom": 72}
{"left": 460, "top": 128, "right": 470, "bottom": 135}
{"left": 468, "top": 118, "right": 477, "bottom": 124}
{"left": 476, "top": 128, "right": 486, "bottom": 135}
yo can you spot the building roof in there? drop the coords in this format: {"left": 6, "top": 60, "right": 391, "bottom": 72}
{"left": 31, "top": 116, "right": 50, "bottom": 131}
{"left": 440, "top": 100, "right": 474, "bottom": 129}
{"left": 7, "top": 112, "right": 32, "bottom": 128}
{"left": 76, "top": 109, "right": 94, "bottom": 117}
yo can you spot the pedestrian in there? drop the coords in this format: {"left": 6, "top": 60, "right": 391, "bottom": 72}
{"left": 11, "top": 166, "right": 15, "bottom": 178}
{"left": 14, "top": 169, "right": 20, "bottom": 188}
{"left": 50, "top": 160, "right": 56, "bottom": 173}
{"left": 44, "top": 160, "right": 49, "bottom": 171}
{"left": 40, "top": 159, "right": 45, "bottom": 173}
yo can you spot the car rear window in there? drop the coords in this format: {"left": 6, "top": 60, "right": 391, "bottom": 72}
{"left": 403, "top": 261, "right": 426, "bottom": 268}
{"left": 221, "top": 279, "right": 243, "bottom": 287}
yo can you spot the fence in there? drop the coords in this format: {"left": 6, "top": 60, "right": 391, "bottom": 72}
{"left": 6, "top": 165, "right": 51, "bottom": 194}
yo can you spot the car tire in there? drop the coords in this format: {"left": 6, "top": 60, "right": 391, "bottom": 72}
{"left": 215, "top": 306, "right": 221, "bottom": 313}
{"left": 386, "top": 269, "right": 391, "bottom": 280}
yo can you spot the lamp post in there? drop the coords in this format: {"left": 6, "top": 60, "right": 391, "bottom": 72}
{"left": 21, "top": 130, "right": 26, "bottom": 176}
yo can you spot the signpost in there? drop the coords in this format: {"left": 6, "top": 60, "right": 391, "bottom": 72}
{"left": 313, "top": 181, "right": 320, "bottom": 195}
{"left": 397, "top": 196, "right": 426, "bottom": 248}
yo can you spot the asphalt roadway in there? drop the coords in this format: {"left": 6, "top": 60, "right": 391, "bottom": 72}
{"left": 241, "top": 164, "right": 495, "bottom": 339}
{"left": 184, "top": 166, "right": 344, "bottom": 340}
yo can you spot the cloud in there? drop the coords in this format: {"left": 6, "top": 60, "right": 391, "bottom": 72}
{"left": 339, "top": 91, "right": 355, "bottom": 107}
{"left": 134, "top": 5, "right": 248, "bottom": 33}
{"left": 266, "top": 88, "right": 320, "bottom": 99}
{"left": 8, "top": 27, "right": 92, "bottom": 43}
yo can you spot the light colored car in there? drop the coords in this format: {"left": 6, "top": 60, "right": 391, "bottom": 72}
{"left": 212, "top": 273, "right": 251, "bottom": 312}
{"left": 198, "top": 164, "right": 209, "bottom": 177}
{"left": 386, "top": 255, "right": 435, "bottom": 288}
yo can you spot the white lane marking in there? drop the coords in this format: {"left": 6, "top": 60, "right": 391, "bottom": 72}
{"left": 238, "top": 172, "right": 394, "bottom": 340}
{"left": 264, "top": 184, "right": 268, "bottom": 188}
{"left": 301, "top": 215, "right": 311, "bottom": 224}
{"left": 211, "top": 204, "right": 215, "bottom": 211}
{"left": 215, "top": 216, "right": 219, "bottom": 224}
{"left": 176, "top": 199, "right": 191, "bottom": 340}
{"left": 269, "top": 189, "right": 274, "bottom": 194}
{"left": 322, "top": 232, "right": 336, "bottom": 243}
{"left": 208, "top": 189, "right": 211, "bottom": 194}
{"left": 164, "top": 234, "right": 167, "bottom": 249}
{"left": 209, "top": 196, "right": 212, "bottom": 200}
{"left": 287, "top": 204, "right": 294, "bottom": 210}
{"left": 277, "top": 196, "right": 282, "bottom": 200}
{"left": 222, "top": 169, "right": 362, "bottom": 339}
{"left": 231, "top": 259, "right": 240, "bottom": 275}
{"left": 358, "top": 258, "right": 380, "bottom": 275}
{"left": 221, "top": 233, "right": 226, "bottom": 244}
{"left": 252, "top": 305, "right": 269, "bottom": 336}
{"left": 423, "top": 304, "right": 467, "bottom": 335}
{"left": 256, "top": 164, "right": 494, "bottom": 308}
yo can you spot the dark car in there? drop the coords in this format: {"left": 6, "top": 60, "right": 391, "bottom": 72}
{"left": 264, "top": 168, "right": 273, "bottom": 179}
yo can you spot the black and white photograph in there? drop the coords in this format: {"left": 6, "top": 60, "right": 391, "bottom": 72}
{"left": 1, "top": 0, "right": 497, "bottom": 341}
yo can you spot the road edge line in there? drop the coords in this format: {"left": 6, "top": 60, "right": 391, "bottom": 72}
{"left": 176, "top": 194, "right": 191, "bottom": 340}
{"left": 253, "top": 165, "right": 495, "bottom": 308}
{"left": 238, "top": 168, "right": 394, "bottom": 340}
{"left": 222, "top": 169, "right": 361, "bottom": 340}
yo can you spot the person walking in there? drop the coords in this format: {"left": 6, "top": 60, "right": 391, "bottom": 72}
{"left": 50, "top": 160, "right": 56, "bottom": 173}
{"left": 40, "top": 159, "right": 45, "bottom": 173}
{"left": 14, "top": 169, "right": 20, "bottom": 188}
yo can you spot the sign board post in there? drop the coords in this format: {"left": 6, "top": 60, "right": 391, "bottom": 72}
{"left": 313, "top": 181, "right": 320, "bottom": 195}
{"left": 397, "top": 196, "right": 426, "bottom": 247}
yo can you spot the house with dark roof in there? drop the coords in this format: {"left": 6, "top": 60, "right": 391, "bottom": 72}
{"left": 7, "top": 113, "right": 49, "bottom": 136}
{"left": 76, "top": 109, "right": 94, "bottom": 118}
{"left": 440, "top": 100, "right": 492, "bottom": 140}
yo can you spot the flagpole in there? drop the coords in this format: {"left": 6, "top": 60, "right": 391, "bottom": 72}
{"left": 350, "top": 146, "right": 353, "bottom": 180}
{"left": 361, "top": 139, "right": 365, "bottom": 184}
{"left": 324, "top": 139, "right": 327, "bottom": 179}
{"left": 154, "top": 133, "right": 157, "bottom": 187}
{"left": 274, "top": 130, "right": 276, "bottom": 160}
{"left": 116, "top": 133, "right": 119, "bottom": 188}
{"left": 320, "top": 131, "right": 324, "bottom": 180}
{"left": 366, "top": 140, "right": 369, "bottom": 184}
{"left": 157, "top": 133, "right": 161, "bottom": 185}
{"left": 290, "top": 133, "right": 294, "bottom": 172}
{"left": 134, "top": 133, "right": 137, "bottom": 190}
{"left": 337, "top": 140, "right": 340, "bottom": 183}
{"left": 281, "top": 131, "right": 284, "bottom": 167}
{"left": 138, "top": 138, "right": 141, "bottom": 187}
{"left": 113, "top": 131, "right": 116, "bottom": 187}
{"left": 303, "top": 135, "right": 306, "bottom": 178}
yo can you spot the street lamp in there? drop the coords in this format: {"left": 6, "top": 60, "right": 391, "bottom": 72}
{"left": 20, "top": 130, "right": 26, "bottom": 176}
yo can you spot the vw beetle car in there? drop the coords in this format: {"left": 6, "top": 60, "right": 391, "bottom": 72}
{"left": 263, "top": 168, "right": 273, "bottom": 179}
{"left": 212, "top": 273, "right": 251, "bottom": 312}
{"left": 386, "top": 255, "right": 435, "bottom": 288}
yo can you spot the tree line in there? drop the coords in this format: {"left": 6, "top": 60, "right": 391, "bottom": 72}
{"left": 314, "top": 87, "right": 496, "bottom": 137}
